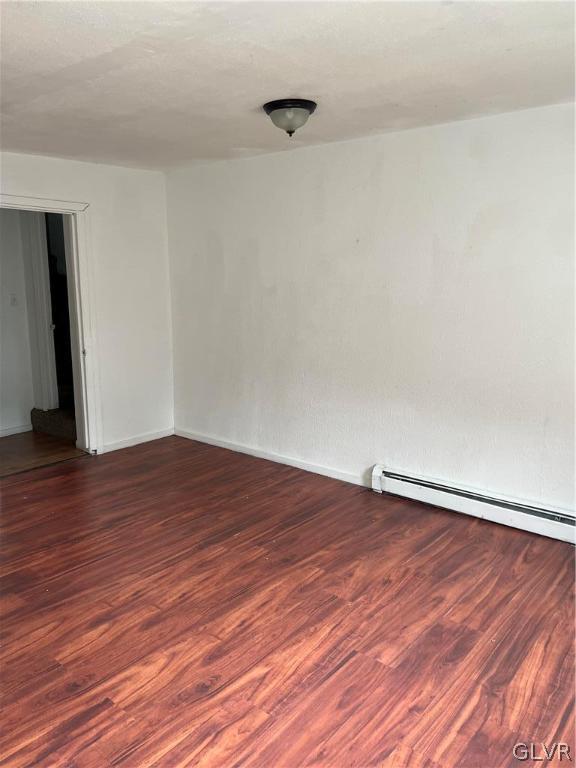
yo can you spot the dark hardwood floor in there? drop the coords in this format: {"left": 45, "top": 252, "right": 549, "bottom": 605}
{"left": 0, "top": 430, "right": 84, "bottom": 478}
{"left": 1, "top": 436, "right": 574, "bottom": 767}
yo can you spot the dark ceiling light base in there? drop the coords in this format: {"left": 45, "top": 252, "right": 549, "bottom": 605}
{"left": 263, "top": 99, "right": 317, "bottom": 137}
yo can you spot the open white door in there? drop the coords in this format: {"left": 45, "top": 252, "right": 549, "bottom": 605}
{"left": 19, "top": 212, "right": 59, "bottom": 412}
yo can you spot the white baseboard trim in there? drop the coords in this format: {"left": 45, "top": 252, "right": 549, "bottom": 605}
{"left": 175, "top": 428, "right": 365, "bottom": 486}
{"left": 101, "top": 425, "right": 573, "bottom": 543}
{"left": 372, "top": 465, "right": 575, "bottom": 544}
{"left": 0, "top": 424, "right": 33, "bottom": 437}
{"left": 100, "top": 428, "right": 174, "bottom": 454}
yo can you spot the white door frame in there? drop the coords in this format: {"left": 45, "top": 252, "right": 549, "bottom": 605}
{"left": 0, "top": 193, "right": 103, "bottom": 453}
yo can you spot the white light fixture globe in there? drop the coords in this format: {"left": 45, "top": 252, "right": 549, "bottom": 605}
{"left": 263, "top": 98, "right": 317, "bottom": 137}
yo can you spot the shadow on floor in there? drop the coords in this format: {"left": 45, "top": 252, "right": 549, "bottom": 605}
{"left": 0, "top": 431, "right": 85, "bottom": 477}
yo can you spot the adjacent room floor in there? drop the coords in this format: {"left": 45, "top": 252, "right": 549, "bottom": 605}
{"left": 0, "top": 430, "right": 85, "bottom": 478}
{"left": 1, "top": 436, "right": 574, "bottom": 767}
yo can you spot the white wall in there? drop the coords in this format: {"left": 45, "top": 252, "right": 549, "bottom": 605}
{"left": 0, "top": 209, "right": 35, "bottom": 436}
{"left": 167, "top": 103, "right": 574, "bottom": 512}
{"left": 0, "top": 152, "right": 174, "bottom": 450}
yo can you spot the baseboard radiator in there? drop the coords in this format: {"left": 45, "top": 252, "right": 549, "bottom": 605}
{"left": 371, "top": 465, "right": 575, "bottom": 544}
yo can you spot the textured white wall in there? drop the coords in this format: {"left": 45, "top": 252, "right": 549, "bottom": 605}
{"left": 0, "top": 152, "right": 174, "bottom": 450}
{"left": 167, "top": 103, "right": 574, "bottom": 511}
{"left": 0, "top": 209, "right": 35, "bottom": 435}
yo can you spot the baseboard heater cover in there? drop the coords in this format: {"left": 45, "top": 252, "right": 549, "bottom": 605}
{"left": 371, "top": 465, "right": 575, "bottom": 544}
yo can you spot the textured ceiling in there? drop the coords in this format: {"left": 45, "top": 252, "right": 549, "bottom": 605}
{"left": 1, "top": 1, "right": 574, "bottom": 169}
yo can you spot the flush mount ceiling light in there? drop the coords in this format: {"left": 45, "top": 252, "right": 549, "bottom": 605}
{"left": 263, "top": 98, "right": 317, "bottom": 137}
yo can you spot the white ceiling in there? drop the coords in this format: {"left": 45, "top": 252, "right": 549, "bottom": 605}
{"left": 1, "top": 1, "right": 574, "bottom": 169}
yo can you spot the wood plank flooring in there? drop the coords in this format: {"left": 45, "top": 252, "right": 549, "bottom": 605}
{"left": 1, "top": 436, "right": 574, "bottom": 767}
{"left": 0, "top": 430, "right": 85, "bottom": 478}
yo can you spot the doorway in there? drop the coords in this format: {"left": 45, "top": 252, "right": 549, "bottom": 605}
{"left": 0, "top": 208, "right": 85, "bottom": 476}
{"left": 30, "top": 213, "right": 77, "bottom": 443}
